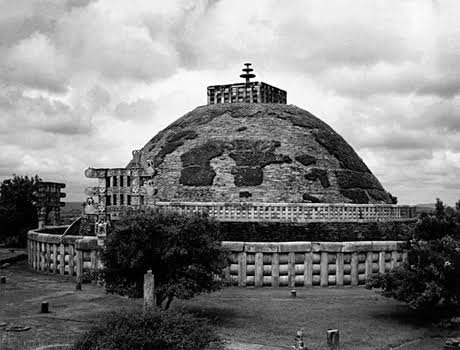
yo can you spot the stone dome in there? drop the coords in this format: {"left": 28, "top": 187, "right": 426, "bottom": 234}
{"left": 127, "top": 103, "right": 392, "bottom": 204}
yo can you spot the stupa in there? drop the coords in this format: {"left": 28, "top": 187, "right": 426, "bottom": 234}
{"left": 26, "top": 65, "right": 417, "bottom": 288}
{"left": 84, "top": 64, "right": 415, "bottom": 224}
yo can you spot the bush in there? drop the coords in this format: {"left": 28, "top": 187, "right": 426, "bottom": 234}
{"left": 367, "top": 199, "right": 460, "bottom": 311}
{"left": 0, "top": 175, "right": 41, "bottom": 247}
{"left": 72, "top": 309, "right": 224, "bottom": 350}
{"left": 101, "top": 209, "right": 230, "bottom": 309}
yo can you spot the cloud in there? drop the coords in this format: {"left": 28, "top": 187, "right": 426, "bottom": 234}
{"left": 54, "top": 5, "right": 179, "bottom": 83}
{"left": 0, "top": 90, "right": 92, "bottom": 136}
{"left": 114, "top": 98, "right": 156, "bottom": 121}
{"left": 0, "top": 0, "right": 460, "bottom": 206}
{"left": 2, "top": 32, "right": 69, "bottom": 92}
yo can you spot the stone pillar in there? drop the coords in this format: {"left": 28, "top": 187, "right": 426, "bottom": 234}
{"left": 327, "top": 329, "right": 339, "bottom": 350}
{"left": 143, "top": 270, "right": 155, "bottom": 311}
{"left": 38, "top": 207, "right": 46, "bottom": 229}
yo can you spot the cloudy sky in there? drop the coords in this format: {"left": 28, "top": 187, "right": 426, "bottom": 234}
{"left": 1, "top": 0, "right": 459, "bottom": 205}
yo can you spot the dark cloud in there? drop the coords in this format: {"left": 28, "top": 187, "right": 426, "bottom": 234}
{"left": 418, "top": 75, "right": 460, "bottom": 98}
{"left": 0, "top": 90, "right": 92, "bottom": 135}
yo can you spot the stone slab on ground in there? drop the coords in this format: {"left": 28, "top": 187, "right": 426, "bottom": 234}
{"left": 0, "top": 261, "right": 141, "bottom": 349}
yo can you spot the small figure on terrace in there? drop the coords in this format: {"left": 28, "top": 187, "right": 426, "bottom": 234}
{"left": 292, "top": 330, "right": 307, "bottom": 350}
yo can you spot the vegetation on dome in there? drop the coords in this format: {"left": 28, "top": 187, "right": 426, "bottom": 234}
{"left": 340, "top": 188, "right": 370, "bottom": 203}
{"left": 313, "top": 129, "right": 370, "bottom": 173}
{"left": 302, "top": 193, "right": 321, "bottom": 203}
{"left": 152, "top": 129, "right": 197, "bottom": 167}
{"left": 180, "top": 139, "right": 292, "bottom": 187}
{"left": 295, "top": 154, "right": 316, "bottom": 166}
{"left": 179, "top": 141, "right": 224, "bottom": 186}
{"left": 304, "top": 168, "right": 330, "bottom": 188}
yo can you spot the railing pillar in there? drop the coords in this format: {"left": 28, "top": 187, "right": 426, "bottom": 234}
{"left": 76, "top": 250, "right": 83, "bottom": 279}
{"left": 272, "top": 253, "right": 280, "bottom": 287}
{"left": 288, "top": 252, "right": 296, "bottom": 288}
{"left": 320, "top": 252, "right": 328, "bottom": 287}
{"left": 238, "top": 252, "right": 247, "bottom": 287}
{"left": 304, "top": 251, "right": 313, "bottom": 287}
{"left": 336, "top": 253, "right": 344, "bottom": 287}
{"left": 350, "top": 252, "right": 358, "bottom": 286}
{"left": 254, "top": 253, "right": 263, "bottom": 287}
{"left": 59, "top": 243, "right": 65, "bottom": 275}
{"left": 365, "top": 251, "right": 373, "bottom": 280}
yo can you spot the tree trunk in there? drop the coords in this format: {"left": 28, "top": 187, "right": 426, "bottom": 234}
{"left": 164, "top": 296, "right": 174, "bottom": 310}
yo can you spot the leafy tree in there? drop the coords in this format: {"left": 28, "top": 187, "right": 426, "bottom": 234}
{"left": 0, "top": 175, "right": 41, "bottom": 246}
{"left": 367, "top": 198, "right": 460, "bottom": 311}
{"left": 435, "top": 197, "right": 446, "bottom": 219}
{"left": 101, "top": 209, "right": 230, "bottom": 309}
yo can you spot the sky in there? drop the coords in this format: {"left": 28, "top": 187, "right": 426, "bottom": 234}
{"left": 1, "top": 0, "right": 460, "bottom": 205}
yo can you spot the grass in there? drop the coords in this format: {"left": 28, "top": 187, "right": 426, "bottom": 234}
{"left": 0, "top": 261, "right": 456, "bottom": 349}
{"left": 174, "top": 288, "right": 451, "bottom": 350}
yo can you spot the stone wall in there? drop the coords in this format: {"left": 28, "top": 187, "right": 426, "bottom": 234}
{"left": 224, "top": 241, "right": 407, "bottom": 287}
{"left": 219, "top": 219, "right": 416, "bottom": 242}
{"left": 27, "top": 228, "right": 408, "bottom": 289}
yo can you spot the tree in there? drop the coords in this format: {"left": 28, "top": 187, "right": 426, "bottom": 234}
{"left": 367, "top": 198, "right": 460, "bottom": 311}
{"left": 0, "top": 175, "right": 41, "bottom": 246}
{"left": 101, "top": 209, "right": 230, "bottom": 309}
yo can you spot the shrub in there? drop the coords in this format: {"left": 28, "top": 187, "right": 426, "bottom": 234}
{"left": 0, "top": 175, "right": 41, "bottom": 247}
{"left": 101, "top": 210, "right": 230, "bottom": 309}
{"left": 72, "top": 309, "right": 224, "bottom": 350}
{"left": 367, "top": 199, "right": 460, "bottom": 311}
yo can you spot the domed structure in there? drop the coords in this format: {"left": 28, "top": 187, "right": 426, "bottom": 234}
{"left": 128, "top": 103, "right": 391, "bottom": 204}
{"left": 85, "top": 64, "right": 415, "bottom": 224}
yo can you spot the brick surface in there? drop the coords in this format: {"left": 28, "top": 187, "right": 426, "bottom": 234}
{"left": 126, "top": 103, "right": 392, "bottom": 204}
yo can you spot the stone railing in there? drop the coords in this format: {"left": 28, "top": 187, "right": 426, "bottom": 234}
{"left": 223, "top": 241, "right": 407, "bottom": 287}
{"left": 27, "top": 228, "right": 407, "bottom": 289}
{"left": 27, "top": 228, "right": 100, "bottom": 279}
{"left": 136, "top": 202, "right": 416, "bottom": 223}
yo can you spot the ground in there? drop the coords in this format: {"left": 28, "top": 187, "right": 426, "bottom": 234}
{"left": 0, "top": 259, "right": 456, "bottom": 350}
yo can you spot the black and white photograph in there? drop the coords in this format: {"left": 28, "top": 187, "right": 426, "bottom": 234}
{"left": 1, "top": 1, "right": 460, "bottom": 349}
